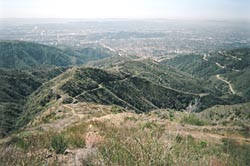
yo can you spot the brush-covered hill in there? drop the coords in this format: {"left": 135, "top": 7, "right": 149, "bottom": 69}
{"left": 0, "top": 41, "right": 114, "bottom": 136}
{"left": 88, "top": 57, "right": 214, "bottom": 94}
{"left": 0, "top": 67, "right": 67, "bottom": 137}
{"left": 3, "top": 92, "right": 250, "bottom": 166}
{"left": 0, "top": 41, "right": 113, "bottom": 69}
{"left": 88, "top": 56, "right": 245, "bottom": 103}
{"left": 0, "top": 41, "right": 74, "bottom": 69}
{"left": 15, "top": 64, "right": 231, "bottom": 131}
{"left": 162, "top": 48, "right": 250, "bottom": 100}
{"left": 161, "top": 48, "right": 250, "bottom": 78}
{"left": 0, "top": 44, "right": 249, "bottom": 165}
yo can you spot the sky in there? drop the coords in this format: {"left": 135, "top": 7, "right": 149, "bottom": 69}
{"left": 0, "top": 0, "right": 249, "bottom": 20}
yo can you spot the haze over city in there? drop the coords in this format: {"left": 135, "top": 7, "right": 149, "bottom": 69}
{"left": 1, "top": 0, "right": 250, "bottom": 20}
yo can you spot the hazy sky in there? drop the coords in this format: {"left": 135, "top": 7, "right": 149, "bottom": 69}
{"left": 0, "top": 0, "right": 249, "bottom": 20}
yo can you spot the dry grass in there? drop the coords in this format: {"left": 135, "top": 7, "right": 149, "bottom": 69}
{"left": 1, "top": 104, "right": 250, "bottom": 166}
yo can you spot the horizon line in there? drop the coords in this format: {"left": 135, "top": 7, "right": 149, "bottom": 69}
{"left": 1, "top": 17, "right": 250, "bottom": 22}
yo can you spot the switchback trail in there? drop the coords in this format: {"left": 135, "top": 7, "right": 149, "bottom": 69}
{"left": 216, "top": 74, "right": 236, "bottom": 94}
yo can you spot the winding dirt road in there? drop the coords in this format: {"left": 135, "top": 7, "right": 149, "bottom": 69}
{"left": 216, "top": 74, "right": 236, "bottom": 94}
{"left": 64, "top": 105, "right": 84, "bottom": 119}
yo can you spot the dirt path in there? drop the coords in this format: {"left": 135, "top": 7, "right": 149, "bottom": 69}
{"left": 215, "top": 62, "right": 225, "bottom": 69}
{"left": 202, "top": 54, "right": 208, "bottom": 61}
{"left": 64, "top": 105, "right": 84, "bottom": 119}
{"left": 216, "top": 74, "right": 236, "bottom": 94}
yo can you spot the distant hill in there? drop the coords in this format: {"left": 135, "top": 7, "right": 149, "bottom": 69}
{"left": 61, "top": 45, "right": 114, "bottom": 65}
{"left": 161, "top": 48, "right": 250, "bottom": 77}
{"left": 161, "top": 48, "right": 250, "bottom": 100}
{"left": 0, "top": 41, "right": 74, "bottom": 68}
{"left": 0, "top": 41, "right": 113, "bottom": 69}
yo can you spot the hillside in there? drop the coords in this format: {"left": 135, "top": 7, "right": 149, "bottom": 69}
{"left": 0, "top": 41, "right": 113, "bottom": 69}
{"left": 0, "top": 41, "right": 249, "bottom": 165}
{"left": 14, "top": 64, "right": 233, "bottom": 132}
{"left": 0, "top": 41, "right": 115, "bottom": 136}
{"left": 162, "top": 48, "right": 250, "bottom": 100}
{"left": 0, "top": 67, "right": 67, "bottom": 137}
{"left": 60, "top": 44, "right": 115, "bottom": 65}
{"left": 91, "top": 58, "right": 215, "bottom": 94}
{"left": 198, "top": 102, "right": 250, "bottom": 127}
{"left": 1, "top": 100, "right": 250, "bottom": 166}
{"left": 0, "top": 41, "right": 74, "bottom": 68}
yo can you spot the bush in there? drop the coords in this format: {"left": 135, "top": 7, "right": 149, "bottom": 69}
{"left": 6, "top": 136, "right": 29, "bottom": 151}
{"left": 62, "top": 97, "right": 73, "bottom": 104}
{"left": 181, "top": 114, "right": 206, "bottom": 126}
{"left": 175, "top": 134, "right": 183, "bottom": 143}
{"left": 63, "top": 122, "right": 88, "bottom": 148}
{"left": 95, "top": 122, "right": 172, "bottom": 166}
{"left": 51, "top": 134, "right": 68, "bottom": 154}
{"left": 221, "top": 138, "right": 250, "bottom": 166}
{"left": 169, "top": 111, "right": 175, "bottom": 121}
{"left": 111, "top": 105, "right": 125, "bottom": 114}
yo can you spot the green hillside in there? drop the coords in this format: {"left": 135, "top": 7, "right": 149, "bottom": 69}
{"left": 161, "top": 54, "right": 226, "bottom": 78}
{"left": 0, "top": 40, "right": 115, "bottom": 136}
{"left": 0, "top": 41, "right": 113, "bottom": 69}
{"left": 0, "top": 67, "right": 67, "bottom": 137}
{"left": 88, "top": 57, "right": 211, "bottom": 93}
{"left": 61, "top": 44, "right": 114, "bottom": 65}
{"left": 223, "top": 69, "right": 250, "bottom": 99}
{"left": 162, "top": 48, "right": 250, "bottom": 100}
{"left": 0, "top": 43, "right": 249, "bottom": 166}
{"left": 162, "top": 48, "right": 250, "bottom": 77}
{"left": 198, "top": 102, "right": 250, "bottom": 127}
{"left": 0, "top": 41, "right": 73, "bottom": 68}
{"left": 15, "top": 66, "right": 228, "bottom": 131}
{"left": 59, "top": 67, "right": 226, "bottom": 112}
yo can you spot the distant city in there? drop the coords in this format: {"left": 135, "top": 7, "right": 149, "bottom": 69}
{"left": 1, "top": 19, "right": 250, "bottom": 60}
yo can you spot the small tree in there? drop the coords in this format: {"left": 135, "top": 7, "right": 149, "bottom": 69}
{"left": 51, "top": 134, "right": 68, "bottom": 154}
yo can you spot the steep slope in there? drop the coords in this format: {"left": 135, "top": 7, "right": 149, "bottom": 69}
{"left": 15, "top": 66, "right": 228, "bottom": 132}
{"left": 0, "top": 41, "right": 74, "bottom": 68}
{"left": 223, "top": 70, "right": 250, "bottom": 99}
{"left": 2, "top": 100, "right": 250, "bottom": 166}
{"left": 60, "top": 67, "right": 226, "bottom": 112}
{"left": 0, "top": 41, "right": 113, "bottom": 69}
{"left": 161, "top": 54, "right": 226, "bottom": 78}
{"left": 88, "top": 57, "right": 212, "bottom": 94}
{"left": 0, "top": 41, "right": 114, "bottom": 136}
{"left": 0, "top": 67, "right": 67, "bottom": 137}
{"left": 198, "top": 102, "right": 250, "bottom": 127}
{"left": 61, "top": 44, "right": 115, "bottom": 65}
{"left": 162, "top": 48, "right": 250, "bottom": 78}
{"left": 162, "top": 48, "right": 250, "bottom": 100}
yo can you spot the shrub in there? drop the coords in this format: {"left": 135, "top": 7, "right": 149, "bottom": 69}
{"left": 51, "top": 134, "right": 68, "bottom": 154}
{"left": 111, "top": 105, "right": 125, "bottom": 114}
{"left": 6, "top": 136, "right": 29, "bottom": 151}
{"left": 175, "top": 134, "right": 183, "bottom": 143}
{"left": 181, "top": 114, "right": 206, "bottom": 126}
{"left": 199, "top": 141, "right": 207, "bottom": 149}
{"left": 169, "top": 111, "right": 175, "bottom": 121}
{"left": 124, "top": 116, "right": 138, "bottom": 122}
{"left": 95, "top": 122, "right": 172, "bottom": 166}
{"left": 62, "top": 97, "right": 73, "bottom": 104}
{"left": 63, "top": 122, "right": 88, "bottom": 148}
{"left": 221, "top": 138, "right": 250, "bottom": 166}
